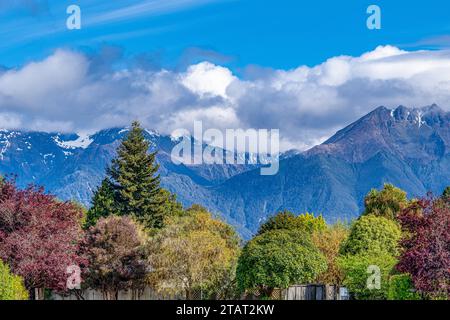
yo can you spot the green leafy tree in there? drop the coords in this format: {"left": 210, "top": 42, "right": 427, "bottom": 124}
{"left": 338, "top": 214, "right": 402, "bottom": 300}
{"left": 297, "top": 213, "right": 327, "bottom": 233}
{"left": 362, "top": 183, "right": 409, "bottom": 220}
{"left": 340, "top": 215, "right": 401, "bottom": 257}
{"left": 108, "top": 121, "right": 165, "bottom": 230}
{"left": 0, "top": 260, "right": 28, "bottom": 300}
{"left": 337, "top": 250, "right": 397, "bottom": 300}
{"left": 257, "top": 211, "right": 326, "bottom": 235}
{"left": 236, "top": 229, "right": 327, "bottom": 297}
{"left": 149, "top": 206, "right": 240, "bottom": 299}
{"left": 85, "top": 178, "right": 117, "bottom": 228}
{"left": 257, "top": 211, "right": 299, "bottom": 235}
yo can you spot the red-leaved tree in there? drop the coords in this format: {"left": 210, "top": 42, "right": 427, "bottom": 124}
{"left": 0, "top": 180, "right": 86, "bottom": 299}
{"left": 396, "top": 196, "right": 450, "bottom": 299}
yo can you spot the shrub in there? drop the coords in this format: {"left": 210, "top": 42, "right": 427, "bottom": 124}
{"left": 388, "top": 274, "right": 421, "bottom": 300}
{"left": 338, "top": 250, "right": 397, "bottom": 300}
{"left": 0, "top": 260, "right": 28, "bottom": 300}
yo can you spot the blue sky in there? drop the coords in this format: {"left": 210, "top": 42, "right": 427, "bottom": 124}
{"left": 1, "top": 0, "right": 450, "bottom": 72}
{"left": 1, "top": 0, "right": 450, "bottom": 150}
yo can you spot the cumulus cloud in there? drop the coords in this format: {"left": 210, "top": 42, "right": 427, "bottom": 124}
{"left": 180, "top": 62, "right": 236, "bottom": 98}
{"left": 0, "top": 45, "right": 450, "bottom": 151}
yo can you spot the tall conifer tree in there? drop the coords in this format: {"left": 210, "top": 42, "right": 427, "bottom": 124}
{"left": 108, "top": 121, "right": 164, "bottom": 229}
{"left": 85, "top": 178, "right": 117, "bottom": 228}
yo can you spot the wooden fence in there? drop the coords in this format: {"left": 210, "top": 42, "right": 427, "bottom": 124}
{"left": 281, "top": 285, "right": 349, "bottom": 300}
{"left": 242, "top": 284, "right": 349, "bottom": 301}
{"left": 52, "top": 287, "right": 179, "bottom": 300}
{"left": 52, "top": 284, "right": 349, "bottom": 300}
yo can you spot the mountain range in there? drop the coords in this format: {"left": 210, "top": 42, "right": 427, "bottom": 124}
{"left": 0, "top": 105, "right": 449, "bottom": 239}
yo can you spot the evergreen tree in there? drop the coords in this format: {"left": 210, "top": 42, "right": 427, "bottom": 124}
{"left": 85, "top": 178, "right": 117, "bottom": 228}
{"left": 443, "top": 186, "right": 450, "bottom": 199}
{"left": 158, "top": 189, "right": 184, "bottom": 218}
{"left": 108, "top": 121, "right": 165, "bottom": 229}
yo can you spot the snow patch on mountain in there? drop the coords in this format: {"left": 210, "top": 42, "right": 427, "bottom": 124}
{"left": 0, "top": 130, "right": 20, "bottom": 159}
{"left": 53, "top": 133, "right": 93, "bottom": 149}
{"left": 145, "top": 129, "right": 159, "bottom": 136}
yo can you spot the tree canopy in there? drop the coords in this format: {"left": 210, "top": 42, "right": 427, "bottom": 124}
{"left": 85, "top": 178, "right": 117, "bottom": 228}
{"left": 396, "top": 197, "right": 450, "bottom": 299}
{"left": 312, "top": 222, "right": 349, "bottom": 285}
{"left": 257, "top": 211, "right": 326, "bottom": 235}
{"left": 149, "top": 206, "right": 240, "bottom": 299}
{"left": 0, "top": 181, "right": 85, "bottom": 298}
{"left": 443, "top": 186, "right": 450, "bottom": 200}
{"left": 83, "top": 216, "right": 148, "bottom": 300}
{"left": 338, "top": 186, "right": 410, "bottom": 300}
{"left": 108, "top": 121, "right": 165, "bottom": 230}
{"left": 236, "top": 229, "right": 327, "bottom": 297}
{"left": 339, "top": 215, "right": 401, "bottom": 257}
{"left": 86, "top": 122, "right": 184, "bottom": 230}
{"left": 362, "top": 183, "right": 409, "bottom": 220}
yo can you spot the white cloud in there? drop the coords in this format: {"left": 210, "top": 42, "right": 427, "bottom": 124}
{"left": 0, "top": 50, "right": 88, "bottom": 110}
{"left": 180, "top": 62, "right": 236, "bottom": 98}
{"left": 359, "top": 45, "right": 407, "bottom": 61}
{"left": 0, "top": 45, "right": 449, "bottom": 151}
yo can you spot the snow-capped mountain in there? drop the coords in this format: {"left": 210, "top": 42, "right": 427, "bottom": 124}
{"left": 208, "top": 105, "right": 449, "bottom": 237}
{"left": 0, "top": 127, "right": 261, "bottom": 213}
{"left": 0, "top": 105, "right": 449, "bottom": 238}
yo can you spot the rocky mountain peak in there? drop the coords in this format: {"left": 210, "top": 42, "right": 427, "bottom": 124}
{"left": 308, "top": 105, "right": 449, "bottom": 163}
